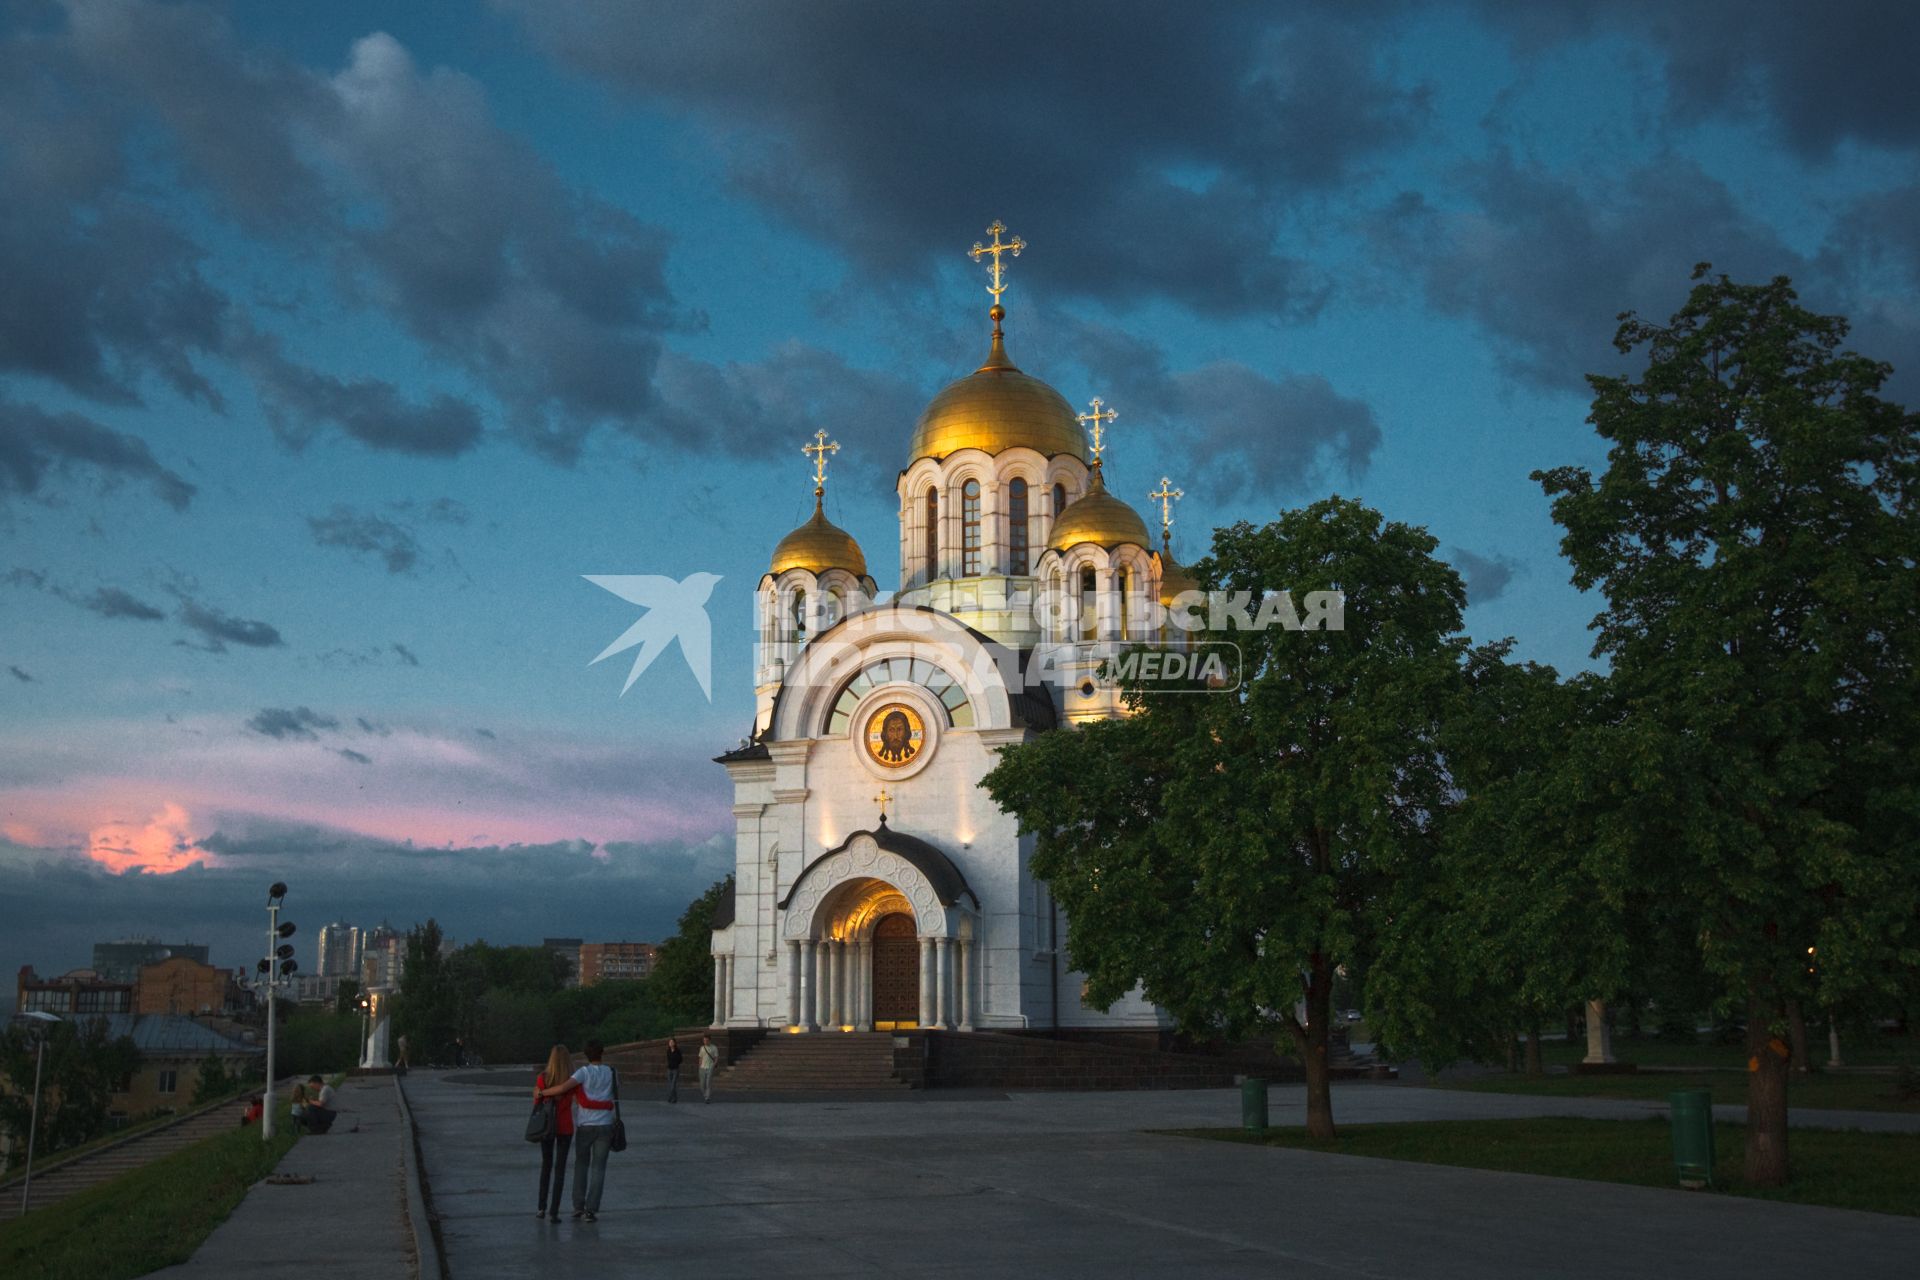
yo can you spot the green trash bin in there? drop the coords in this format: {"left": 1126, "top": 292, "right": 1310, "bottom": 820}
{"left": 1240, "top": 1076, "right": 1269, "bottom": 1134}
{"left": 1669, "top": 1088, "right": 1715, "bottom": 1188}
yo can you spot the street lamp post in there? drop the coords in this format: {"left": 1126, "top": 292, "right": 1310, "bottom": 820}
{"left": 15, "top": 1010, "right": 60, "bottom": 1215}
{"left": 255, "top": 883, "right": 296, "bottom": 1142}
{"left": 356, "top": 994, "right": 371, "bottom": 1068}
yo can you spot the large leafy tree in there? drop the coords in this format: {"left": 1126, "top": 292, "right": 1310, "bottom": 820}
{"left": 0, "top": 1019, "right": 142, "bottom": 1161}
{"left": 650, "top": 877, "right": 734, "bottom": 1030}
{"left": 1536, "top": 267, "right": 1920, "bottom": 1185}
{"left": 985, "top": 497, "right": 1467, "bottom": 1139}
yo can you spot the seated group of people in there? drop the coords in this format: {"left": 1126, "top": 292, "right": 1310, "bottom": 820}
{"left": 239, "top": 1076, "right": 336, "bottom": 1132}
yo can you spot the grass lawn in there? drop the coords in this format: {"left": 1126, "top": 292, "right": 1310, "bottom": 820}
{"left": 0, "top": 1106, "right": 298, "bottom": 1280}
{"left": 1167, "top": 1117, "right": 1920, "bottom": 1218}
{"left": 1445, "top": 1067, "right": 1920, "bottom": 1113}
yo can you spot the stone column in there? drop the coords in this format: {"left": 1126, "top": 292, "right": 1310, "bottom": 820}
{"left": 957, "top": 939, "right": 975, "bottom": 1032}
{"left": 828, "top": 940, "right": 845, "bottom": 1029}
{"left": 1096, "top": 569, "right": 1120, "bottom": 641}
{"left": 816, "top": 941, "right": 833, "bottom": 1030}
{"left": 798, "top": 940, "right": 817, "bottom": 1032}
{"left": 787, "top": 940, "right": 802, "bottom": 1028}
{"left": 1583, "top": 998, "right": 1615, "bottom": 1064}
{"left": 721, "top": 954, "right": 734, "bottom": 1024}
{"left": 934, "top": 938, "right": 952, "bottom": 1029}
{"left": 711, "top": 954, "right": 726, "bottom": 1028}
{"left": 918, "top": 937, "right": 935, "bottom": 1027}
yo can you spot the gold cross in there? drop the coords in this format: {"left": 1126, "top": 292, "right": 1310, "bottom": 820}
{"left": 1077, "top": 397, "right": 1117, "bottom": 464}
{"left": 872, "top": 785, "right": 892, "bottom": 819}
{"left": 1149, "top": 477, "right": 1184, "bottom": 545}
{"left": 969, "top": 220, "right": 1025, "bottom": 303}
{"left": 802, "top": 430, "right": 839, "bottom": 497}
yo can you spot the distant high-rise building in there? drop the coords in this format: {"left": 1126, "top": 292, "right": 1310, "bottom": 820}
{"left": 17, "top": 965, "right": 134, "bottom": 1014}
{"left": 92, "top": 938, "right": 210, "bottom": 985}
{"left": 360, "top": 923, "right": 404, "bottom": 988}
{"left": 577, "top": 942, "right": 657, "bottom": 986}
{"left": 317, "top": 922, "right": 363, "bottom": 980}
{"left": 543, "top": 937, "right": 584, "bottom": 988}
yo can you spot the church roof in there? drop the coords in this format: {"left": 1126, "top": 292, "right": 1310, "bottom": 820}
{"left": 907, "top": 333, "right": 1089, "bottom": 464}
{"left": 777, "top": 819, "right": 978, "bottom": 910}
{"left": 769, "top": 497, "right": 868, "bottom": 578}
{"left": 1048, "top": 464, "right": 1152, "bottom": 552}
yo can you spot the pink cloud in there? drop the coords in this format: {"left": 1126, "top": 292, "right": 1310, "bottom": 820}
{"left": 87, "top": 802, "right": 215, "bottom": 874}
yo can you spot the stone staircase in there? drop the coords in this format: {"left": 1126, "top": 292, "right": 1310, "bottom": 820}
{"left": 718, "top": 1031, "right": 910, "bottom": 1092}
{"left": 0, "top": 1095, "right": 256, "bottom": 1220}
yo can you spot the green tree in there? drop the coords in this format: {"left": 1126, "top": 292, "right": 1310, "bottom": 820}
{"left": 333, "top": 977, "right": 361, "bottom": 1017}
{"left": 0, "top": 1019, "right": 143, "bottom": 1162}
{"left": 1535, "top": 267, "right": 1920, "bottom": 1185}
{"left": 985, "top": 497, "right": 1468, "bottom": 1139}
{"left": 274, "top": 1010, "right": 361, "bottom": 1079}
{"left": 190, "top": 1052, "right": 235, "bottom": 1105}
{"left": 393, "top": 919, "right": 458, "bottom": 1061}
{"left": 649, "top": 878, "right": 733, "bottom": 1030}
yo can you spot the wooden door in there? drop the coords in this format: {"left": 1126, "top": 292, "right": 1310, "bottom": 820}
{"left": 870, "top": 913, "right": 919, "bottom": 1026}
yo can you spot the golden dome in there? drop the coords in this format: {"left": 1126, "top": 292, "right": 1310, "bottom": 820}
{"left": 1157, "top": 547, "right": 1199, "bottom": 605}
{"left": 1048, "top": 467, "right": 1152, "bottom": 552}
{"left": 770, "top": 498, "right": 868, "bottom": 578}
{"left": 908, "top": 334, "right": 1088, "bottom": 463}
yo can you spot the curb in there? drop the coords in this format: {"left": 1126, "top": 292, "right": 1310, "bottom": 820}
{"left": 393, "top": 1075, "right": 446, "bottom": 1280}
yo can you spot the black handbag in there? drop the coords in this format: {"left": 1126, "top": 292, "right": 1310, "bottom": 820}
{"left": 525, "top": 1097, "right": 555, "bottom": 1143}
{"left": 609, "top": 1068, "right": 627, "bottom": 1153}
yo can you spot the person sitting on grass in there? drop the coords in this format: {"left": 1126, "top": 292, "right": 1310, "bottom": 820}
{"left": 303, "top": 1075, "right": 338, "bottom": 1133}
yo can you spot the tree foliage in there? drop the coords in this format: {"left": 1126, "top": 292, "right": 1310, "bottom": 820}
{"left": 0, "top": 1019, "right": 142, "bottom": 1164}
{"left": 1534, "top": 266, "right": 1920, "bottom": 1184}
{"left": 986, "top": 497, "right": 1467, "bottom": 1138}
{"left": 649, "top": 878, "right": 733, "bottom": 1030}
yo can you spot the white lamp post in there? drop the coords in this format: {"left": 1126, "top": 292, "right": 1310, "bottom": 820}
{"left": 15, "top": 1009, "right": 61, "bottom": 1215}
{"left": 253, "top": 883, "right": 296, "bottom": 1141}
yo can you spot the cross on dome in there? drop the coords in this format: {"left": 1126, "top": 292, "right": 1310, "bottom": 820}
{"left": 969, "top": 220, "right": 1025, "bottom": 342}
{"left": 802, "top": 429, "right": 840, "bottom": 497}
{"left": 1150, "top": 477, "right": 1184, "bottom": 548}
{"left": 1077, "top": 397, "right": 1117, "bottom": 466}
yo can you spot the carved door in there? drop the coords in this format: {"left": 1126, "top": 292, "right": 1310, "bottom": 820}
{"left": 870, "top": 913, "right": 919, "bottom": 1026}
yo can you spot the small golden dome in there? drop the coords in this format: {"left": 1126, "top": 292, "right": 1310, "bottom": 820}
{"left": 1048, "top": 467, "right": 1152, "bottom": 552}
{"left": 1157, "top": 547, "right": 1199, "bottom": 605}
{"left": 908, "top": 335, "right": 1088, "bottom": 463}
{"left": 770, "top": 499, "right": 868, "bottom": 578}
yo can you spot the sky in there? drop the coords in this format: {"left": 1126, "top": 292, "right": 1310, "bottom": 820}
{"left": 3, "top": 0, "right": 1918, "bottom": 997}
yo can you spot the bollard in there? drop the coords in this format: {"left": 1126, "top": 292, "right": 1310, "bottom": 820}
{"left": 1240, "top": 1076, "right": 1269, "bottom": 1134}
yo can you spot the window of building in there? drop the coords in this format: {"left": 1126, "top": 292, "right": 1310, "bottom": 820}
{"left": 158, "top": 1069, "right": 178, "bottom": 1094}
{"left": 1053, "top": 481, "right": 1067, "bottom": 518}
{"left": 1080, "top": 567, "right": 1098, "bottom": 637}
{"left": 1119, "top": 568, "right": 1131, "bottom": 638}
{"left": 961, "top": 479, "right": 982, "bottom": 576}
{"left": 791, "top": 589, "right": 806, "bottom": 642}
{"left": 925, "top": 487, "right": 939, "bottom": 580}
{"left": 1008, "top": 478, "right": 1029, "bottom": 575}
{"left": 824, "top": 657, "right": 975, "bottom": 736}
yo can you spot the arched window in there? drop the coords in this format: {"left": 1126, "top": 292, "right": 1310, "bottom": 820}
{"left": 925, "top": 486, "right": 939, "bottom": 581}
{"left": 791, "top": 589, "right": 808, "bottom": 642}
{"left": 961, "top": 478, "right": 982, "bottom": 576}
{"left": 1053, "top": 482, "right": 1068, "bottom": 518}
{"left": 1118, "top": 568, "right": 1131, "bottom": 638}
{"left": 1008, "top": 478, "right": 1030, "bottom": 575}
{"left": 1079, "top": 567, "right": 1097, "bottom": 638}
{"left": 823, "top": 589, "right": 842, "bottom": 630}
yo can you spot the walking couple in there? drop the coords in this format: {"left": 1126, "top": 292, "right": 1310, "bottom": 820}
{"left": 530, "top": 1040, "right": 624, "bottom": 1222}
{"left": 665, "top": 1034, "right": 722, "bottom": 1104}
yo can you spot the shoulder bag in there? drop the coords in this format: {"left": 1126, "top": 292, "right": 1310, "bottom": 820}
{"left": 609, "top": 1067, "right": 628, "bottom": 1152}
{"left": 524, "top": 1074, "right": 556, "bottom": 1143}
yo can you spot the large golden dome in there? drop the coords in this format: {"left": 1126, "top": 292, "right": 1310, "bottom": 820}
{"left": 770, "top": 499, "right": 868, "bottom": 578}
{"left": 908, "top": 334, "right": 1088, "bottom": 463}
{"left": 1157, "top": 547, "right": 1199, "bottom": 605}
{"left": 1048, "top": 467, "right": 1152, "bottom": 552}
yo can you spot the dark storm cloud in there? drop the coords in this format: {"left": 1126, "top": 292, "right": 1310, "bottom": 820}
{"left": 307, "top": 505, "right": 425, "bottom": 575}
{"left": 1449, "top": 547, "right": 1520, "bottom": 605}
{"left": 4, "top": 570, "right": 167, "bottom": 621}
{"left": 246, "top": 706, "right": 341, "bottom": 741}
{"left": 1477, "top": 1, "right": 1920, "bottom": 159}
{"left": 0, "top": 399, "right": 196, "bottom": 510}
{"left": 0, "top": 826, "right": 730, "bottom": 1000}
{"left": 176, "top": 598, "right": 286, "bottom": 653}
{"left": 1372, "top": 156, "right": 1803, "bottom": 391}
{"left": 336, "top": 748, "right": 372, "bottom": 765}
{"left": 313, "top": 644, "right": 421, "bottom": 670}
{"left": 495, "top": 0, "right": 1426, "bottom": 317}
{"left": 245, "top": 340, "right": 485, "bottom": 458}
{"left": 7, "top": 665, "right": 32, "bottom": 683}
{"left": 1055, "top": 318, "right": 1381, "bottom": 501}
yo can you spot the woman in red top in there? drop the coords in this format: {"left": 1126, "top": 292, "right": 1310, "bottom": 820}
{"left": 533, "top": 1044, "right": 577, "bottom": 1220}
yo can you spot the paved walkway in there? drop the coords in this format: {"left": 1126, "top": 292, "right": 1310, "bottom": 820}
{"left": 406, "top": 1071, "right": 1918, "bottom": 1279}
{"left": 155, "top": 1077, "right": 416, "bottom": 1279}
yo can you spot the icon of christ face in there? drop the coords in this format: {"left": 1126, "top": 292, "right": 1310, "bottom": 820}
{"left": 865, "top": 704, "right": 923, "bottom": 767}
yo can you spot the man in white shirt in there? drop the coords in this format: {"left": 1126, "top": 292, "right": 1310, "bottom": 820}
{"left": 303, "top": 1075, "right": 339, "bottom": 1133}
{"left": 534, "top": 1040, "right": 617, "bottom": 1221}
{"left": 698, "top": 1035, "right": 720, "bottom": 1103}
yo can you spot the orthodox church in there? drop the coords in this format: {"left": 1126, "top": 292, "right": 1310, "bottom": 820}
{"left": 710, "top": 223, "right": 1198, "bottom": 1035}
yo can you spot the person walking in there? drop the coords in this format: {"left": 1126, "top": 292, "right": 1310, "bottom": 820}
{"left": 535, "top": 1039, "right": 617, "bottom": 1222}
{"left": 396, "top": 1033, "right": 411, "bottom": 1074}
{"left": 698, "top": 1035, "right": 719, "bottom": 1103}
{"left": 531, "top": 1044, "right": 576, "bottom": 1221}
{"left": 665, "top": 1037, "right": 683, "bottom": 1103}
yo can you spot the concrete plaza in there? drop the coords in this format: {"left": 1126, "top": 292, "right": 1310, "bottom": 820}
{"left": 404, "top": 1070, "right": 1917, "bottom": 1279}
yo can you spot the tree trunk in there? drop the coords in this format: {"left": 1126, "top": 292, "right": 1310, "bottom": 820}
{"left": 1301, "top": 956, "right": 1336, "bottom": 1141}
{"left": 1786, "top": 999, "right": 1811, "bottom": 1075}
{"left": 1744, "top": 989, "right": 1791, "bottom": 1187}
{"left": 1524, "top": 1021, "right": 1543, "bottom": 1077}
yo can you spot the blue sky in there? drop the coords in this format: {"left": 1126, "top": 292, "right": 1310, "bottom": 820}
{"left": 4, "top": 0, "right": 1917, "bottom": 991}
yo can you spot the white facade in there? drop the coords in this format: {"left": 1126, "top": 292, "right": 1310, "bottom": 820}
{"left": 713, "top": 324, "right": 1180, "bottom": 1034}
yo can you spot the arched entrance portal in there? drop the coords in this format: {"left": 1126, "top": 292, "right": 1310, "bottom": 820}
{"left": 870, "top": 912, "right": 918, "bottom": 1029}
